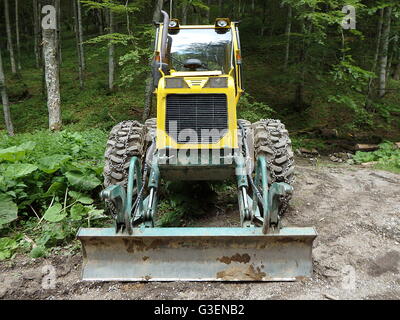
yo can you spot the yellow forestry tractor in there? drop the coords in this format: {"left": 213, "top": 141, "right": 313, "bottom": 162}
{"left": 77, "top": 11, "right": 316, "bottom": 281}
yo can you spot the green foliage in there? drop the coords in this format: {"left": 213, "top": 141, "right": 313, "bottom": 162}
{"left": 353, "top": 142, "right": 400, "bottom": 173}
{"left": 0, "top": 237, "right": 18, "bottom": 260}
{"left": 237, "top": 93, "right": 275, "bottom": 122}
{"left": 0, "top": 129, "right": 109, "bottom": 259}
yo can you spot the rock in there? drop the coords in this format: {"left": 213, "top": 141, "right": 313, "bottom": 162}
{"left": 395, "top": 142, "right": 400, "bottom": 149}
{"left": 330, "top": 156, "right": 338, "bottom": 162}
{"left": 299, "top": 147, "right": 319, "bottom": 156}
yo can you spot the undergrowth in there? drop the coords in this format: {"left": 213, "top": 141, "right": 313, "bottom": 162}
{"left": 0, "top": 128, "right": 109, "bottom": 260}
{"left": 353, "top": 142, "right": 400, "bottom": 173}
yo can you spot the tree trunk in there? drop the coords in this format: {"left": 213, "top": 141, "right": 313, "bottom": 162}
{"left": 379, "top": 6, "right": 392, "bottom": 98}
{"left": 43, "top": 28, "right": 62, "bottom": 131}
{"left": 4, "top": 0, "right": 17, "bottom": 74}
{"left": 393, "top": 62, "right": 400, "bottom": 81}
{"left": 143, "top": 0, "right": 165, "bottom": 121}
{"left": 0, "top": 48, "right": 15, "bottom": 136}
{"left": 73, "top": 0, "right": 84, "bottom": 89}
{"left": 97, "top": 9, "right": 104, "bottom": 34}
{"left": 365, "top": 8, "right": 384, "bottom": 109}
{"left": 206, "top": 0, "right": 210, "bottom": 23}
{"left": 294, "top": 19, "right": 307, "bottom": 112}
{"left": 284, "top": 4, "right": 292, "bottom": 70}
{"left": 77, "top": 0, "right": 85, "bottom": 71}
{"left": 55, "top": 0, "right": 62, "bottom": 65}
{"left": 182, "top": 3, "right": 188, "bottom": 24}
{"left": 108, "top": 8, "right": 115, "bottom": 91}
{"left": 15, "top": 0, "right": 22, "bottom": 71}
{"left": 33, "top": 0, "right": 40, "bottom": 68}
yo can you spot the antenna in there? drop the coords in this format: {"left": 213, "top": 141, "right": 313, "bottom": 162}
{"left": 170, "top": 0, "right": 173, "bottom": 18}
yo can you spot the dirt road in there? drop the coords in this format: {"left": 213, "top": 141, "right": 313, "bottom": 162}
{"left": 1, "top": 159, "right": 399, "bottom": 300}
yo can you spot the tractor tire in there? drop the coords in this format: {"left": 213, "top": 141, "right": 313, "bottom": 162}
{"left": 252, "top": 119, "right": 295, "bottom": 186}
{"left": 103, "top": 120, "right": 144, "bottom": 188}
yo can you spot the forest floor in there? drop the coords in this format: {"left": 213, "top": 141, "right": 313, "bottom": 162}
{"left": 1, "top": 158, "right": 399, "bottom": 300}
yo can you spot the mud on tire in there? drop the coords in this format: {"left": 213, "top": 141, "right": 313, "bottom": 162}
{"left": 252, "top": 119, "right": 295, "bottom": 186}
{"left": 103, "top": 120, "right": 144, "bottom": 188}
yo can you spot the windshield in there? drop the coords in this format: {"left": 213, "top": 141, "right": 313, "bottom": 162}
{"left": 167, "top": 28, "right": 233, "bottom": 73}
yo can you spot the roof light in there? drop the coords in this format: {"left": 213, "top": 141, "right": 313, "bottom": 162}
{"left": 168, "top": 19, "right": 180, "bottom": 28}
{"left": 215, "top": 18, "right": 230, "bottom": 28}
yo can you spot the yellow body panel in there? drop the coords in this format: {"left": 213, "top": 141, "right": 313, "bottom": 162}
{"left": 155, "top": 23, "right": 243, "bottom": 150}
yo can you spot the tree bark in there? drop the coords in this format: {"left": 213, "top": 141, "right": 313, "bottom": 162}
{"left": 43, "top": 28, "right": 62, "bottom": 131}
{"left": 284, "top": 4, "right": 292, "bottom": 70}
{"left": 33, "top": 0, "right": 41, "bottom": 68}
{"left": 379, "top": 6, "right": 392, "bottom": 98}
{"left": 365, "top": 8, "right": 384, "bottom": 110}
{"left": 143, "top": 0, "right": 165, "bottom": 121}
{"left": 15, "top": 0, "right": 22, "bottom": 71}
{"left": 4, "top": 0, "right": 17, "bottom": 74}
{"left": 108, "top": 8, "right": 115, "bottom": 91}
{"left": 0, "top": 48, "right": 15, "bottom": 136}
{"left": 55, "top": 0, "right": 62, "bottom": 65}
{"left": 77, "top": 0, "right": 85, "bottom": 71}
{"left": 73, "top": 0, "right": 84, "bottom": 89}
{"left": 182, "top": 3, "right": 188, "bottom": 24}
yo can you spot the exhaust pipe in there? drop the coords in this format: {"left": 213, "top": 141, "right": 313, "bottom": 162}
{"left": 160, "top": 10, "right": 170, "bottom": 63}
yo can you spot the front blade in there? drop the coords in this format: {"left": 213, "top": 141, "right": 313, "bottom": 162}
{"left": 77, "top": 227, "right": 317, "bottom": 281}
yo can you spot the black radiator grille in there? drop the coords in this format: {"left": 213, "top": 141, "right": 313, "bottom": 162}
{"left": 166, "top": 94, "right": 228, "bottom": 144}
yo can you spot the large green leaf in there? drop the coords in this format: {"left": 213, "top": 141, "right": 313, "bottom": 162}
{"left": 70, "top": 203, "right": 90, "bottom": 221}
{"left": 37, "top": 154, "right": 71, "bottom": 173}
{"left": 0, "top": 141, "right": 36, "bottom": 162}
{"left": 65, "top": 170, "right": 101, "bottom": 191}
{"left": 5, "top": 163, "right": 38, "bottom": 178}
{"left": 0, "top": 194, "right": 18, "bottom": 227}
{"left": 68, "top": 191, "right": 93, "bottom": 204}
{"left": 43, "top": 203, "right": 66, "bottom": 223}
{"left": 0, "top": 238, "right": 18, "bottom": 260}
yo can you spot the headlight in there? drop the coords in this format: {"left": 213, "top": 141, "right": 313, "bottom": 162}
{"left": 204, "top": 77, "right": 228, "bottom": 88}
{"left": 165, "top": 78, "right": 188, "bottom": 88}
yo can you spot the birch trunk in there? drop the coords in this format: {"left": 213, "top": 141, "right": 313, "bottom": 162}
{"left": 108, "top": 9, "right": 115, "bottom": 91}
{"left": 4, "top": 0, "right": 17, "bottom": 74}
{"left": 43, "top": 28, "right": 62, "bottom": 131}
{"left": 15, "top": 0, "right": 21, "bottom": 71}
{"left": 284, "top": 4, "right": 292, "bottom": 70}
{"left": 0, "top": 49, "right": 15, "bottom": 136}
{"left": 379, "top": 6, "right": 392, "bottom": 98}
{"left": 73, "top": 0, "right": 84, "bottom": 89}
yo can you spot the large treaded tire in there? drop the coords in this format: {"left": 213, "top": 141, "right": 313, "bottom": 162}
{"left": 103, "top": 120, "right": 144, "bottom": 188}
{"left": 252, "top": 119, "right": 295, "bottom": 186}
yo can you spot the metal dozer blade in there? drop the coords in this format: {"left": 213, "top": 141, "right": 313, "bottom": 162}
{"left": 77, "top": 153, "right": 317, "bottom": 282}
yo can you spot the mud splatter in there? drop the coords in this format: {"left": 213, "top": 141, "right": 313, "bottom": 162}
{"left": 217, "top": 253, "right": 251, "bottom": 264}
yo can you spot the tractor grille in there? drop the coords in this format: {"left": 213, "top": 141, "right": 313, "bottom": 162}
{"left": 166, "top": 94, "right": 228, "bottom": 144}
